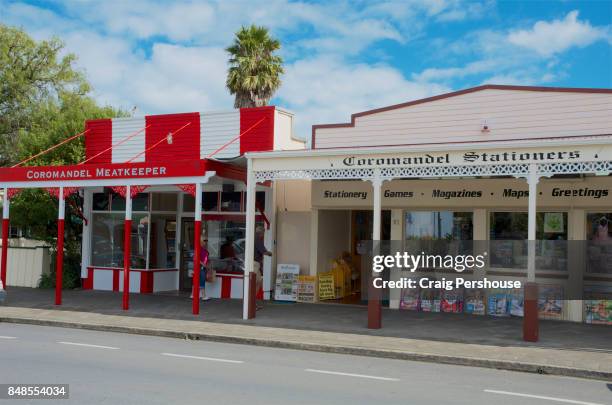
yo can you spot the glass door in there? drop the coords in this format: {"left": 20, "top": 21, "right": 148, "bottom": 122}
{"left": 179, "top": 219, "right": 195, "bottom": 292}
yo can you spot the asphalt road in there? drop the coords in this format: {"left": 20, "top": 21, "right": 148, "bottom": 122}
{"left": 0, "top": 323, "right": 610, "bottom": 405}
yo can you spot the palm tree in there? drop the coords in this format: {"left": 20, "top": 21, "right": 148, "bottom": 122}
{"left": 226, "top": 25, "right": 283, "bottom": 108}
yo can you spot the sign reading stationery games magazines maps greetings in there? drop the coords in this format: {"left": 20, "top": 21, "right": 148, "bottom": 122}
{"left": 274, "top": 264, "right": 300, "bottom": 302}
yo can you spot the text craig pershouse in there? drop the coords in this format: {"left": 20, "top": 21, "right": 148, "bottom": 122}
{"left": 371, "top": 252, "right": 522, "bottom": 290}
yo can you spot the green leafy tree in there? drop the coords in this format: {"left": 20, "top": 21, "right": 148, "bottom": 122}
{"left": 1, "top": 25, "right": 126, "bottom": 288}
{"left": 226, "top": 25, "right": 284, "bottom": 108}
{"left": 0, "top": 24, "right": 88, "bottom": 166}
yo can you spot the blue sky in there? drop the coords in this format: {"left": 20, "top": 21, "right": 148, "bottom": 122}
{"left": 1, "top": 0, "right": 611, "bottom": 138}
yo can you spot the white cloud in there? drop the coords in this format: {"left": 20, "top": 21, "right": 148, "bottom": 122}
{"left": 1, "top": 0, "right": 461, "bottom": 136}
{"left": 7, "top": 0, "right": 606, "bottom": 144}
{"left": 69, "top": 37, "right": 232, "bottom": 114}
{"left": 412, "top": 59, "right": 500, "bottom": 82}
{"left": 413, "top": 10, "right": 610, "bottom": 87}
{"left": 277, "top": 56, "right": 449, "bottom": 138}
{"left": 508, "top": 10, "right": 609, "bottom": 57}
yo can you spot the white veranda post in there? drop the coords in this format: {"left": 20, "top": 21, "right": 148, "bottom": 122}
{"left": 243, "top": 158, "right": 256, "bottom": 320}
{"left": 523, "top": 163, "right": 540, "bottom": 342}
{"left": 372, "top": 174, "right": 382, "bottom": 242}
{"left": 122, "top": 185, "right": 132, "bottom": 310}
{"left": 527, "top": 164, "right": 539, "bottom": 282}
{"left": 368, "top": 171, "right": 383, "bottom": 329}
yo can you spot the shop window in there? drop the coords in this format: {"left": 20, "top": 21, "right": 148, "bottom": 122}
{"left": 183, "top": 194, "right": 195, "bottom": 212}
{"left": 151, "top": 193, "right": 178, "bottom": 211}
{"left": 404, "top": 211, "right": 473, "bottom": 260}
{"left": 586, "top": 213, "right": 612, "bottom": 274}
{"left": 110, "top": 192, "right": 149, "bottom": 212}
{"left": 405, "top": 211, "right": 473, "bottom": 240}
{"left": 203, "top": 218, "right": 264, "bottom": 273}
{"left": 91, "top": 212, "right": 148, "bottom": 269}
{"left": 489, "top": 212, "right": 567, "bottom": 271}
{"left": 148, "top": 214, "right": 177, "bottom": 269}
{"left": 203, "top": 192, "right": 219, "bottom": 211}
{"left": 92, "top": 192, "right": 110, "bottom": 211}
{"left": 220, "top": 192, "right": 241, "bottom": 212}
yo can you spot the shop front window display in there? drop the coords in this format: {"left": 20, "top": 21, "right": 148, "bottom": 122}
{"left": 203, "top": 219, "right": 265, "bottom": 274}
{"left": 91, "top": 212, "right": 149, "bottom": 268}
{"left": 489, "top": 212, "right": 568, "bottom": 271}
{"left": 404, "top": 211, "right": 474, "bottom": 258}
{"left": 586, "top": 213, "right": 612, "bottom": 274}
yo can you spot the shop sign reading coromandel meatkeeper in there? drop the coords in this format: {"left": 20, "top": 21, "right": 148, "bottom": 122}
{"left": 337, "top": 145, "right": 612, "bottom": 169}
{"left": 0, "top": 160, "right": 206, "bottom": 183}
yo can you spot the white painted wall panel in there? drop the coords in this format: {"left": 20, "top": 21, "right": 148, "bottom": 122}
{"left": 204, "top": 277, "right": 222, "bottom": 298}
{"left": 230, "top": 278, "right": 243, "bottom": 299}
{"left": 118, "top": 270, "right": 140, "bottom": 293}
{"left": 93, "top": 269, "right": 113, "bottom": 291}
{"left": 112, "top": 117, "right": 146, "bottom": 163}
{"left": 315, "top": 89, "right": 612, "bottom": 148}
{"left": 200, "top": 111, "right": 240, "bottom": 159}
{"left": 274, "top": 109, "right": 305, "bottom": 150}
{"left": 153, "top": 271, "right": 178, "bottom": 292}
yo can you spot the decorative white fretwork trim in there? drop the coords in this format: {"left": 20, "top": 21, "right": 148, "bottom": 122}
{"left": 253, "top": 160, "right": 612, "bottom": 182}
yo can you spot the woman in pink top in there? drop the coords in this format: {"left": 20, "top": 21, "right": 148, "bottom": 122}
{"left": 199, "top": 235, "right": 211, "bottom": 301}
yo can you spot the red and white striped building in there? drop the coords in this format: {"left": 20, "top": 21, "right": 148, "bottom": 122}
{"left": 0, "top": 106, "right": 305, "bottom": 315}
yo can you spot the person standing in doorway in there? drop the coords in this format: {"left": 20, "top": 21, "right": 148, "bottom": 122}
{"left": 254, "top": 226, "right": 271, "bottom": 309}
{"left": 191, "top": 234, "right": 211, "bottom": 301}
{"left": 200, "top": 234, "right": 211, "bottom": 301}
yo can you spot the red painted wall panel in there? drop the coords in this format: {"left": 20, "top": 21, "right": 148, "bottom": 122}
{"left": 145, "top": 112, "right": 200, "bottom": 164}
{"left": 239, "top": 107, "right": 275, "bottom": 154}
{"left": 85, "top": 119, "right": 112, "bottom": 164}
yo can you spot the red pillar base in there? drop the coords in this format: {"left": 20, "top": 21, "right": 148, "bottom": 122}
{"left": 367, "top": 275, "right": 382, "bottom": 329}
{"left": 55, "top": 219, "right": 65, "bottom": 305}
{"left": 122, "top": 219, "right": 132, "bottom": 311}
{"left": 523, "top": 282, "right": 539, "bottom": 342}
{"left": 192, "top": 220, "right": 201, "bottom": 315}
{"left": 247, "top": 272, "right": 257, "bottom": 319}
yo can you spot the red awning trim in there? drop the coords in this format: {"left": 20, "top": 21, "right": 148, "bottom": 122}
{"left": 46, "top": 187, "right": 80, "bottom": 200}
{"left": 176, "top": 184, "right": 196, "bottom": 196}
{"left": 110, "top": 185, "right": 149, "bottom": 199}
{"left": 7, "top": 188, "right": 22, "bottom": 200}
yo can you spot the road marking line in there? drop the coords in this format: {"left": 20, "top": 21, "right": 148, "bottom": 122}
{"left": 161, "top": 353, "right": 244, "bottom": 364}
{"left": 0, "top": 336, "right": 17, "bottom": 339}
{"left": 57, "top": 341, "right": 119, "bottom": 350}
{"left": 484, "top": 389, "right": 604, "bottom": 405}
{"left": 305, "top": 369, "right": 399, "bottom": 381}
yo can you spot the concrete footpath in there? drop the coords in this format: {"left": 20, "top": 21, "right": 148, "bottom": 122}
{"left": 1, "top": 305, "right": 611, "bottom": 381}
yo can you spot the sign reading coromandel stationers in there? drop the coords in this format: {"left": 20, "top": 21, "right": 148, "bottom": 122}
{"left": 338, "top": 146, "right": 609, "bottom": 168}
{"left": 251, "top": 144, "right": 612, "bottom": 172}
{"left": 0, "top": 160, "right": 206, "bottom": 183}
